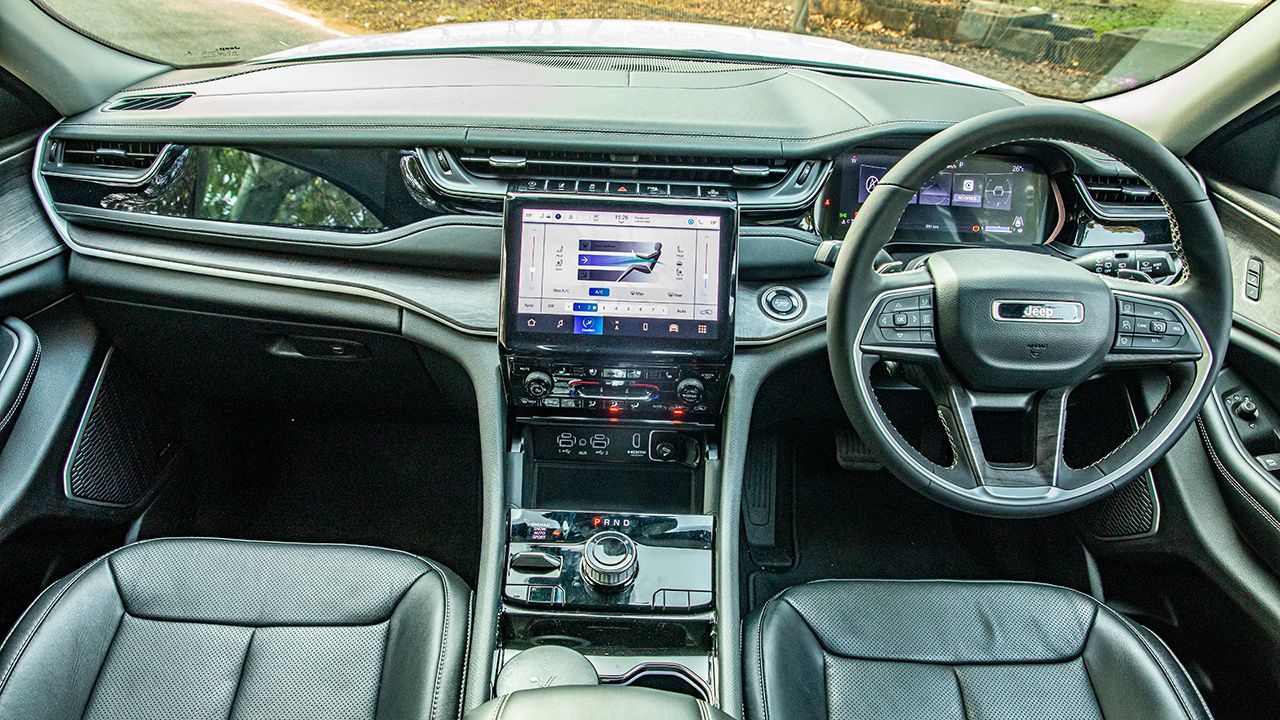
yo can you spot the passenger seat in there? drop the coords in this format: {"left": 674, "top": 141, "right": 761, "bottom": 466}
{"left": 0, "top": 537, "right": 470, "bottom": 720}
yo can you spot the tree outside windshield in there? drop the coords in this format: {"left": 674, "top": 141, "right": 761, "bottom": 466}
{"left": 34, "top": 0, "right": 1272, "bottom": 99}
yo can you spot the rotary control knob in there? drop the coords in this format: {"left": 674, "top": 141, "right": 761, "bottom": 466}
{"left": 580, "top": 531, "right": 638, "bottom": 591}
{"left": 523, "top": 371, "right": 553, "bottom": 399}
{"left": 676, "top": 378, "right": 705, "bottom": 406}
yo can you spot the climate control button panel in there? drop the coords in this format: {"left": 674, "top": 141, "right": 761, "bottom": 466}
{"left": 506, "top": 357, "right": 726, "bottom": 420}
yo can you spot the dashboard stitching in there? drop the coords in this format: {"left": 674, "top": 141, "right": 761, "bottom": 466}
{"left": 59, "top": 117, "right": 974, "bottom": 144}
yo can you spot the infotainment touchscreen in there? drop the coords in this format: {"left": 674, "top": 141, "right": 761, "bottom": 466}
{"left": 501, "top": 194, "right": 737, "bottom": 353}
{"left": 501, "top": 195, "right": 737, "bottom": 355}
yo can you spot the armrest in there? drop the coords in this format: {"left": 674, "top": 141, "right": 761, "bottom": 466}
{"left": 466, "top": 686, "right": 731, "bottom": 720}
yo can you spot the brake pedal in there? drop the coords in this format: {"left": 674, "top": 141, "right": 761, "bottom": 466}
{"left": 836, "top": 428, "right": 882, "bottom": 471}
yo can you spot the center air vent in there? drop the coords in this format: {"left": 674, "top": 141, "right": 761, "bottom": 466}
{"left": 419, "top": 147, "right": 826, "bottom": 209}
{"left": 1076, "top": 174, "right": 1166, "bottom": 219}
{"left": 456, "top": 148, "right": 790, "bottom": 188}
{"left": 42, "top": 138, "right": 173, "bottom": 185}
{"left": 105, "top": 93, "right": 192, "bottom": 111}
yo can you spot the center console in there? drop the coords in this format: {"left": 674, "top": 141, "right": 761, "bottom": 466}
{"left": 497, "top": 189, "right": 738, "bottom": 701}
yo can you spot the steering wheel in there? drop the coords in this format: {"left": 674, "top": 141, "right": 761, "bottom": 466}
{"left": 828, "top": 106, "right": 1232, "bottom": 517}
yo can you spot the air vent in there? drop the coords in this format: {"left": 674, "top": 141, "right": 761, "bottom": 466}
{"left": 42, "top": 138, "right": 173, "bottom": 185}
{"left": 105, "top": 93, "right": 192, "bottom": 111}
{"left": 1076, "top": 174, "right": 1166, "bottom": 219}
{"left": 453, "top": 148, "right": 793, "bottom": 189}
{"left": 417, "top": 147, "right": 827, "bottom": 209}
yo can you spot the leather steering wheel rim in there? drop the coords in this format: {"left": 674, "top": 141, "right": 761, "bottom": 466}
{"left": 828, "top": 105, "right": 1232, "bottom": 518}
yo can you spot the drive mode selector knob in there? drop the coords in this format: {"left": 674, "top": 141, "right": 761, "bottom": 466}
{"left": 523, "top": 371, "right": 553, "bottom": 398}
{"left": 676, "top": 378, "right": 705, "bottom": 406}
{"left": 580, "top": 531, "right": 638, "bottom": 591}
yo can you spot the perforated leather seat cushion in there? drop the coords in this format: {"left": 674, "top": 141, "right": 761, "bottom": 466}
{"left": 0, "top": 537, "right": 471, "bottom": 720}
{"left": 744, "top": 579, "right": 1213, "bottom": 720}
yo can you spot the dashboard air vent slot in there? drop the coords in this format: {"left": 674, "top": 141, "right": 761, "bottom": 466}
{"left": 1078, "top": 175, "right": 1158, "bottom": 206}
{"left": 452, "top": 147, "right": 792, "bottom": 189}
{"left": 1075, "top": 174, "right": 1166, "bottom": 220}
{"left": 58, "top": 139, "right": 165, "bottom": 170}
{"left": 105, "top": 93, "right": 193, "bottom": 111}
{"left": 42, "top": 138, "right": 173, "bottom": 185}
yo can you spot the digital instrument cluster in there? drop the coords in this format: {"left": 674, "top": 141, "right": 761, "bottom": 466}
{"left": 819, "top": 150, "right": 1052, "bottom": 245}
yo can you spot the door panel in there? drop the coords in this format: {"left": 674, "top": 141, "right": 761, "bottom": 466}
{"left": 0, "top": 77, "right": 129, "bottom": 629}
{"left": 1192, "top": 99, "right": 1280, "bottom": 574}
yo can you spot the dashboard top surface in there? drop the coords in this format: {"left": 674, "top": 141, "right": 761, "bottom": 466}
{"left": 55, "top": 54, "right": 1039, "bottom": 153}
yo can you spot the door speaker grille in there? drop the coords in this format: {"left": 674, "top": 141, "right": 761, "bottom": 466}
{"left": 1076, "top": 473, "right": 1159, "bottom": 539}
{"left": 66, "top": 350, "right": 178, "bottom": 506}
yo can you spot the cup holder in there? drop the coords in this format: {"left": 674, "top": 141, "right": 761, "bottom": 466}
{"left": 608, "top": 663, "right": 710, "bottom": 701}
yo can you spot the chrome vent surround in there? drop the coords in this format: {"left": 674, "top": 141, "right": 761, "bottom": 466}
{"left": 42, "top": 138, "right": 175, "bottom": 186}
{"left": 1075, "top": 174, "right": 1166, "bottom": 220}
{"left": 419, "top": 147, "right": 827, "bottom": 210}
{"left": 104, "top": 93, "right": 193, "bottom": 111}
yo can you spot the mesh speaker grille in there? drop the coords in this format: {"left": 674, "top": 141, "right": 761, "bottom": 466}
{"left": 67, "top": 351, "right": 177, "bottom": 505}
{"left": 1077, "top": 474, "right": 1158, "bottom": 539}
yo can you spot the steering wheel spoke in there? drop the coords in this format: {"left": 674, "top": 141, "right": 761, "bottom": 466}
{"left": 925, "top": 367, "right": 1081, "bottom": 491}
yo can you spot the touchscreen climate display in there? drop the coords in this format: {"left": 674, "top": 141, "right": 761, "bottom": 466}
{"left": 511, "top": 206, "right": 725, "bottom": 339}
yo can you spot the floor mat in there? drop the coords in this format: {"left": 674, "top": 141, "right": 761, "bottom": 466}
{"left": 747, "top": 428, "right": 1091, "bottom": 610}
{"left": 141, "top": 417, "right": 483, "bottom": 586}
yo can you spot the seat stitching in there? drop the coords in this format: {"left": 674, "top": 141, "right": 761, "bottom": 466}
{"left": 75, "top": 605, "right": 126, "bottom": 720}
{"left": 1135, "top": 625, "right": 1214, "bottom": 720}
{"left": 455, "top": 590, "right": 474, "bottom": 720}
{"left": 951, "top": 666, "right": 970, "bottom": 720}
{"left": 223, "top": 626, "right": 256, "bottom": 720}
{"left": 415, "top": 559, "right": 450, "bottom": 720}
{"left": 753, "top": 593, "right": 781, "bottom": 720}
{"left": 1100, "top": 604, "right": 1205, "bottom": 719}
{"left": 1197, "top": 418, "right": 1280, "bottom": 533}
{"left": 0, "top": 553, "right": 111, "bottom": 696}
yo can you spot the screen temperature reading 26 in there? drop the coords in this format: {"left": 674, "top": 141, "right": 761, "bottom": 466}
{"left": 513, "top": 208, "right": 723, "bottom": 339}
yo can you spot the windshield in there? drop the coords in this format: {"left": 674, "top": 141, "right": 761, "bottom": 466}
{"left": 33, "top": 0, "right": 1271, "bottom": 100}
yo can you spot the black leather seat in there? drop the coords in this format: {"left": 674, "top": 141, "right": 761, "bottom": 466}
{"left": 745, "top": 579, "right": 1212, "bottom": 720}
{"left": 0, "top": 537, "right": 470, "bottom": 720}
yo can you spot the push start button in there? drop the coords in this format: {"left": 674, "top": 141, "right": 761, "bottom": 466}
{"left": 760, "top": 286, "right": 805, "bottom": 320}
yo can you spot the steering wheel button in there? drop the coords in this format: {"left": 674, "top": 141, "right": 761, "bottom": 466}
{"left": 916, "top": 293, "right": 933, "bottom": 309}
{"left": 920, "top": 328, "right": 936, "bottom": 343}
{"left": 1118, "top": 316, "right": 1136, "bottom": 333}
{"left": 886, "top": 297, "right": 918, "bottom": 312}
{"left": 1115, "top": 334, "right": 1135, "bottom": 348}
{"left": 885, "top": 329, "right": 921, "bottom": 343}
{"left": 1133, "top": 333, "right": 1180, "bottom": 349}
{"left": 1166, "top": 321, "right": 1185, "bottom": 336}
{"left": 1118, "top": 299, "right": 1136, "bottom": 315}
{"left": 1133, "top": 302, "right": 1175, "bottom": 321}
{"left": 1150, "top": 320, "right": 1168, "bottom": 334}
{"left": 918, "top": 310, "right": 934, "bottom": 326}
{"left": 1134, "top": 317, "right": 1154, "bottom": 334}
{"left": 892, "top": 312, "right": 910, "bottom": 327}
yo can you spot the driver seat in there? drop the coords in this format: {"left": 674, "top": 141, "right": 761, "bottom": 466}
{"left": 745, "top": 579, "right": 1212, "bottom": 720}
